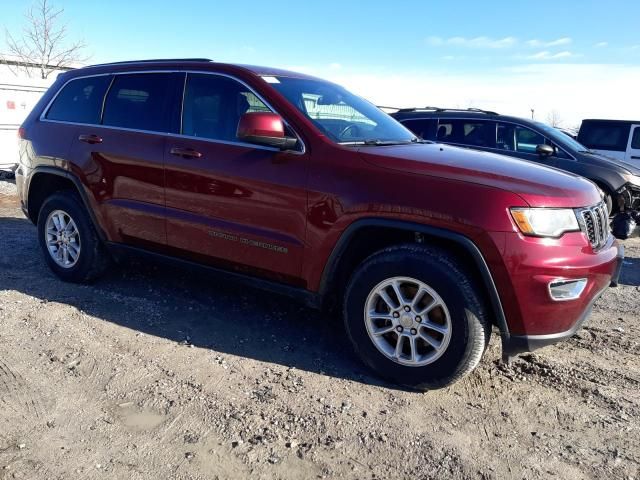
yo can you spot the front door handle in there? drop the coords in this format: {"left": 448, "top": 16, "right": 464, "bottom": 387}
{"left": 170, "top": 147, "right": 202, "bottom": 159}
{"left": 631, "top": 156, "right": 640, "bottom": 160}
{"left": 78, "top": 134, "right": 103, "bottom": 144}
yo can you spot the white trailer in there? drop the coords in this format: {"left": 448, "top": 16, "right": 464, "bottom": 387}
{"left": 0, "top": 60, "right": 68, "bottom": 173}
{"left": 0, "top": 82, "right": 49, "bottom": 172}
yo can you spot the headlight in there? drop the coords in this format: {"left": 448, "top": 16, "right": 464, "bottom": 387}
{"left": 510, "top": 208, "right": 579, "bottom": 237}
{"left": 623, "top": 174, "right": 640, "bottom": 188}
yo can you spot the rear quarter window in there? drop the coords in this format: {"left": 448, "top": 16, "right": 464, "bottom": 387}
{"left": 578, "top": 122, "right": 630, "bottom": 152}
{"left": 46, "top": 75, "right": 112, "bottom": 124}
{"left": 401, "top": 119, "right": 437, "bottom": 140}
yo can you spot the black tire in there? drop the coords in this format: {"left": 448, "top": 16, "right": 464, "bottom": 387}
{"left": 603, "top": 192, "right": 614, "bottom": 216}
{"left": 343, "top": 244, "right": 490, "bottom": 390}
{"left": 37, "top": 191, "right": 110, "bottom": 283}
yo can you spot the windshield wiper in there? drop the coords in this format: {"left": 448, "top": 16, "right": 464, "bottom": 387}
{"left": 339, "top": 138, "right": 427, "bottom": 146}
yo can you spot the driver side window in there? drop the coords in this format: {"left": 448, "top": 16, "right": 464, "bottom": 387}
{"left": 515, "top": 126, "right": 545, "bottom": 154}
{"left": 182, "top": 74, "right": 271, "bottom": 142}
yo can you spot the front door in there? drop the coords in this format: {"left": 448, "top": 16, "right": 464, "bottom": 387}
{"left": 494, "top": 122, "right": 558, "bottom": 169}
{"left": 163, "top": 73, "right": 308, "bottom": 284}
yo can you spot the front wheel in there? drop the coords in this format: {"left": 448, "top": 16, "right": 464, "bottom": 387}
{"left": 343, "top": 244, "right": 490, "bottom": 390}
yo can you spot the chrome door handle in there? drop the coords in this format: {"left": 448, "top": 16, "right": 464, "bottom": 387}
{"left": 170, "top": 147, "right": 202, "bottom": 159}
{"left": 78, "top": 134, "right": 103, "bottom": 144}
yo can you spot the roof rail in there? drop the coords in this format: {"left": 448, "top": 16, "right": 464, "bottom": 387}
{"left": 86, "top": 58, "right": 213, "bottom": 68}
{"left": 391, "top": 106, "right": 499, "bottom": 115}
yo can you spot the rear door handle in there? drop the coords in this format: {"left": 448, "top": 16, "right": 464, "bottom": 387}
{"left": 631, "top": 156, "right": 640, "bottom": 160}
{"left": 170, "top": 147, "right": 202, "bottom": 159}
{"left": 78, "top": 134, "right": 103, "bottom": 144}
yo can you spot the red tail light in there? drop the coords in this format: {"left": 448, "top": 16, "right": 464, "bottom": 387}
{"left": 17, "top": 127, "right": 26, "bottom": 139}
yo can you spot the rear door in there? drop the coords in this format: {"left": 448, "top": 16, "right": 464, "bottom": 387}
{"left": 163, "top": 72, "right": 308, "bottom": 284}
{"left": 68, "top": 72, "right": 182, "bottom": 249}
{"left": 626, "top": 124, "right": 640, "bottom": 165}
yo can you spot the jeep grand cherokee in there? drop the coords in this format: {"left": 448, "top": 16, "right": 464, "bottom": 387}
{"left": 16, "top": 59, "right": 624, "bottom": 390}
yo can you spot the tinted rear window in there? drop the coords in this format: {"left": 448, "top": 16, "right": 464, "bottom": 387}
{"left": 46, "top": 75, "right": 111, "bottom": 124}
{"left": 401, "top": 119, "right": 437, "bottom": 140}
{"left": 578, "top": 122, "right": 630, "bottom": 152}
{"left": 435, "top": 119, "right": 495, "bottom": 147}
{"left": 102, "top": 73, "right": 172, "bottom": 132}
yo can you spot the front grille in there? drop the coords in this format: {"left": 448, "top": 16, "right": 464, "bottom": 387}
{"left": 578, "top": 202, "right": 610, "bottom": 250}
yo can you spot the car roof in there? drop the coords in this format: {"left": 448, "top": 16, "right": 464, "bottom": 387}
{"left": 62, "top": 59, "right": 324, "bottom": 81}
{"left": 390, "top": 108, "right": 530, "bottom": 125}
{"left": 581, "top": 118, "right": 640, "bottom": 125}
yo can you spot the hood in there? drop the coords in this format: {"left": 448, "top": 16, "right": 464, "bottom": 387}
{"left": 359, "top": 143, "right": 601, "bottom": 208}
{"left": 576, "top": 150, "right": 640, "bottom": 176}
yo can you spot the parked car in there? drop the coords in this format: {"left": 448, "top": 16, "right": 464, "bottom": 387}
{"left": 391, "top": 108, "right": 640, "bottom": 213}
{"left": 578, "top": 119, "right": 640, "bottom": 165}
{"left": 16, "top": 60, "right": 623, "bottom": 390}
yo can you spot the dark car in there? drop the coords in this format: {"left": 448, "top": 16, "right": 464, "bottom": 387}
{"left": 16, "top": 60, "right": 623, "bottom": 390}
{"left": 391, "top": 108, "right": 640, "bottom": 212}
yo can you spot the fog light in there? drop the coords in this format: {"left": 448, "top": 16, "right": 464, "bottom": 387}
{"left": 548, "top": 278, "right": 587, "bottom": 301}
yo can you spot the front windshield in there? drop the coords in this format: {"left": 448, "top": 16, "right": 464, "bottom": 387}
{"left": 534, "top": 122, "right": 588, "bottom": 152}
{"left": 265, "top": 76, "right": 417, "bottom": 145}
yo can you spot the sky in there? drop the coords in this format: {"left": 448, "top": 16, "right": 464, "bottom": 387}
{"left": 2, "top": 0, "right": 640, "bottom": 127}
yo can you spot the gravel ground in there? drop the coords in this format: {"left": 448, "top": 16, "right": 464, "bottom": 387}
{"left": 0, "top": 178, "right": 639, "bottom": 480}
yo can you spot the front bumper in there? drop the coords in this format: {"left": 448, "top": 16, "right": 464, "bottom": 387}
{"left": 501, "top": 242, "right": 624, "bottom": 358}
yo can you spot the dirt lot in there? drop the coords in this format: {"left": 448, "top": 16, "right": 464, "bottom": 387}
{"left": 0, "top": 178, "right": 639, "bottom": 480}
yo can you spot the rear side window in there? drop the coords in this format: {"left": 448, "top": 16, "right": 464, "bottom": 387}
{"left": 436, "top": 121, "right": 455, "bottom": 142}
{"left": 438, "top": 119, "right": 495, "bottom": 147}
{"left": 401, "top": 119, "right": 437, "bottom": 140}
{"left": 631, "top": 126, "right": 640, "bottom": 149}
{"left": 578, "top": 122, "right": 630, "bottom": 152}
{"left": 181, "top": 73, "right": 271, "bottom": 142}
{"left": 458, "top": 120, "right": 494, "bottom": 147}
{"left": 102, "top": 73, "right": 172, "bottom": 132}
{"left": 46, "top": 76, "right": 111, "bottom": 124}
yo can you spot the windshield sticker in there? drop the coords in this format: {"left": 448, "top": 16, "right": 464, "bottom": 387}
{"left": 261, "top": 76, "right": 280, "bottom": 84}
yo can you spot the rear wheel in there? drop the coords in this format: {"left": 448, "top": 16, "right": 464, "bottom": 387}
{"left": 343, "top": 244, "right": 490, "bottom": 390}
{"left": 37, "top": 191, "right": 110, "bottom": 282}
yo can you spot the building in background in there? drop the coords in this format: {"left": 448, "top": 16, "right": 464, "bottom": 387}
{"left": 0, "top": 56, "right": 72, "bottom": 173}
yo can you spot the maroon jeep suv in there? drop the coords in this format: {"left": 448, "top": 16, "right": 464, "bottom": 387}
{"left": 16, "top": 59, "right": 624, "bottom": 389}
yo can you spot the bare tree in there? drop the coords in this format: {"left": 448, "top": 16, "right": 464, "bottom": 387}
{"left": 546, "top": 110, "right": 564, "bottom": 128}
{"left": 3, "top": 0, "right": 87, "bottom": 79}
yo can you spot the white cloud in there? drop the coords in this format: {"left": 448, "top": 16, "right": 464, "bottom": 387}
{"left": 309, "top": 63, "right": 640, "bottom": 127}
{"left": 426, "top": 36, "right": 517, "bottom": 49}
{"left": 528, "top": 50, "right": 576, "bottom": 60}
{"left": 594, "top": 42, "right": 608, "bottom": 48}
{"left": 526, "top": 37, "right": 572, "bottom": 48}
{"left": 329, "top": 63, "right": 342, "bottom": 70}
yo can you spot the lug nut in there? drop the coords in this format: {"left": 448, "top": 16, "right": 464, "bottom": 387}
{"left": 404, "top": 306, "right": 411, "bottom": 312}
{"left": 415, "top": 316, "right": 422, "bottom": 323}
{"left": 396, "top": 326, "right": 403, "bottom": 333}
{"left": 410, "top": 328, "right": 417, "bottom": 335}
{"left": 392, "top": 312, "right": 400, "bottom": 318}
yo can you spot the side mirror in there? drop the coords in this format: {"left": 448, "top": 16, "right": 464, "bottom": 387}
{"left": 535, "top": 144, "right": 554, "bottom": 157}
{"left": 237, "top": 112, "right": 298, "bottom": 150}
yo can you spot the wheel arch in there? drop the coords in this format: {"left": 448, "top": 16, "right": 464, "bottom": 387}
{"left": 26, "top": 167, "right": 106, "bottom": 241}
{"left": 318, "top": 218, "right": 510, "bottom": 339}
